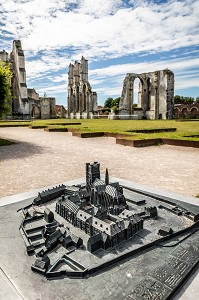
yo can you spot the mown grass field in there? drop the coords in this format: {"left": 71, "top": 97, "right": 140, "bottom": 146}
{"left": 0, "top": 118, "right": 199, "bottom": 141}
{"left": 0, "top": 138, "right": 15, "bottom": 146}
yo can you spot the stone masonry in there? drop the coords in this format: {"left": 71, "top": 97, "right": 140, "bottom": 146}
{"left": 0, "top": 40, "right": 56, "bottom": 119}
{"left": 67, "top": 56, "right": 98, "bottom": 119}
{"left": 119, "top": 69, "right": 174, "bottom": 119}
{"left": 10, "top": 40, "right": 29, "bottom": 115}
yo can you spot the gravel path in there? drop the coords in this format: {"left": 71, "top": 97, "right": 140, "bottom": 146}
{"left": 0, "top": 127, "right": 199, "bottom": 198}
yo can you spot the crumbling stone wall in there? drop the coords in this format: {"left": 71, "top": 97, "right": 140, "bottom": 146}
{"left": 1, "top": 40, "right": 56, "bottom": 119}
{"left": 10, "top": 40, "right": 29, "bottom": 116}
{"left": 0, "top": 50, "right": 9, "bottom": 63}
{"left": 174, "top": 103, "right": 199, "bottom": 119}
{"left": 28, "top": 89, "right": 56, "bottom": 119}
{"left": 119, "top": 69, "right": 174, "bottom": 120}
{"left": 67, "top": 57, "right": 98, "bottom": 119}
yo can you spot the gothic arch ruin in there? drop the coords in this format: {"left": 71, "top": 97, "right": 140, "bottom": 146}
{"left": 119, "top": 69, "right": 174, "bottom": 119}
{"left": 31, "top": 105, "right": 41, "bottom": 119}
{"left": 67, "top": 57, "right": 98, "bottom": 119}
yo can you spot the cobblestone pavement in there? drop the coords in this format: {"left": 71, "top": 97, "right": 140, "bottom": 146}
{"left": 0, "top": 127, "right": 199, "bottom": 198}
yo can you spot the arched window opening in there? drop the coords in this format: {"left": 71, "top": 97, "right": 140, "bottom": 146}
{"left": 32, "top": 106, "right": 41, "bottom": 119}
{"left": 147, "top": 77, "right": 151, "bottom": 110}
{"left": 191, "top": 108, "right": 197, "bottom": 118}
{"left": 76, "top": 86, "right": 79, "bottom": 112}
{"left": 133, "top": 78, "right": 142, "bottom": 109}
{"left": 70, "top": 88, "right": 73, "bottom": 111}
{"left": 174, "top": 108, "right": 179, "bottom": 117}
{"left": 83, "top": 84, "right": 86, "bottom": 111}
{"left": 182, "top": 108, "right": 188, "bottom": 118}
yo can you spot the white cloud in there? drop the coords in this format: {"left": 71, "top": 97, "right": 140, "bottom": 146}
{"left": 89, "top": 56, "right": 199, "bottom": 97}
{"left": 90, "top": 57, "right": 199, "bottom": 78}
{"left": 25, "top": 53, "right": 71, "bottom": 79}
{"left": 1, "top": 0, "right": 199, "bottom": 59}
{"left": 1, "top": 0, "right": 198, "bottom": 104}
{"left": 77, "top": 0, "right": 123, "bottom": 17}
{"left": 36, "top": 83, "right": 67, "bottom": 95}
{"left": 26, "top": 53, "right": 199, "bottom": 103}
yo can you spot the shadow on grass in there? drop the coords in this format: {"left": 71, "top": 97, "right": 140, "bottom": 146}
{"left": 0, "top": 140, "right": 45, "bottom": 161}
{"left": 0, "top": 138, "right": 15, "bottom": 146}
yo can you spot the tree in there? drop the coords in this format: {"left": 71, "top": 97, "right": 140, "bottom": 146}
{"left": 174, "top": 95, "right": 194, "bottom": 104}
{"left": 104, "top": 97, "right": 113, "bottom": 108}
{"left": 174, "top": 95, "right": 181, "bottom": 104}
{"left": 0, "top": 61, "right": 12, "bottom": 118}
{"left": 183, "top": 97, "right": 194, "bottom": 104}
{"left": 111, "top": 97, "right": 120, "bottom": 108}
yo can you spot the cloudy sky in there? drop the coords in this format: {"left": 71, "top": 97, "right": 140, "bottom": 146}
{"left": 1, "top": 0, "right": 199, "bottom": 106}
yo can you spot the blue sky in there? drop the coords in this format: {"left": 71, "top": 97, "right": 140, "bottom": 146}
{"left": 0, "top": 0, "right": 199, "bottom": 106}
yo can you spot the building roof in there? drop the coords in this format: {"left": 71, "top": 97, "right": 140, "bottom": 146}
{"left": 118, "top": 209, "right": 135, "bottom": 220}
{"left": 63, "top": 199, "right": 79, "bottom": 214}
{"left": 93, "top": 178, "right": 105, "bottom": 187}
{"left": 92, "top": 216, "right": 125, "bottom": 237}
{"left": 76, "top": 210, "right": 92, "bottom": 222}
{"left": 105, "top": 185, "right": 118, "bottom": 198}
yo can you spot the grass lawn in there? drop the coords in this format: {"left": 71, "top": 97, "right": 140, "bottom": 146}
{"left": 0, "top": 138, "right": 15, "bottom": 146}
{"left": 0, "top": 119, "right": 199, "bottom": 141}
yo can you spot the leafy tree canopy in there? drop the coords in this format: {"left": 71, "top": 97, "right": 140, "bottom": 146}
{"left": 104, "top": 97, "right": 120, "bottom": 109}
{"left": 111, "top": 97, "right": 120, "bottom": 108}
{"left": 174, "top": 95, "right": 194, "bottom": 104}
{"left": 0, "top": 61, "right": 12, "bottom": 118}
{"left": 104, "top": 97, "right": 113, "bottom": 108}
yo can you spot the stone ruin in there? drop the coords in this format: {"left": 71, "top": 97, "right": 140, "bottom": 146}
{"left": 119, "top": 69, "right": 174, "bottom": 119}
{"left": 1, "top": 41, "right": 175, "bottom": 120}
{"left": 0, "top": 40, "right": 56, "bottom": 119}
{"left": 67, "top": 56, "right": 98, "bottom": 119}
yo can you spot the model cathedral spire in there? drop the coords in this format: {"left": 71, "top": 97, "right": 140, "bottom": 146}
{"left": 54, "top": 162, "right": 143, "bottom": 253}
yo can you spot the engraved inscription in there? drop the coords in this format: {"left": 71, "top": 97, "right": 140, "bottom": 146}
{"left": 127, "top": 277, "right": 171, "bottom": 300}
{"left": 128, "top": 240, "right": 199, "bottom": 300}
{"left": 152, "top": 257, "right": 190, "bottom": 288}
{"left": 170, "top": 243, "right": 199, "bottom": 266}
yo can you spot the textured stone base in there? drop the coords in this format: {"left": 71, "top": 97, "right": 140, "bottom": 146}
{"left": 1, "top": 178, "right": 199, "bottom": 300}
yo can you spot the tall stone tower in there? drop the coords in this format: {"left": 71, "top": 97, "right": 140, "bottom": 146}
{"left": 10, "top": 40, "right": 29, "bottom": 116}
{"left": 67, "top": 57, "right": 98, "bottom": 119}
{"left": 86, "top": 162, "right": 101, "bottom": 187}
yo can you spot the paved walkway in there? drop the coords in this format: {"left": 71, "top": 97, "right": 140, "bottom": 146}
{"left": 0, "top": 127, "right": 199, "bottom": 198}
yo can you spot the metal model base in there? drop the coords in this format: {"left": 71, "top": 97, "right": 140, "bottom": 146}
{"left": 1, "top": 165, "right": 199, "bottom": 300}
{"left": 16, "top": 162, "right": 199, "bottom": 300}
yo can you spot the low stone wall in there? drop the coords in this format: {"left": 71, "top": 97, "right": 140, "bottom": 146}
{"left": 29, "top": 125, "right": 48, "bottom": 129}
{"left": 0, "top": 124, "right": 30, "bottom": 127}
{"left": 116, "top": 138, "right": 199, "bottom": 148}
{"left": 44, "top": 128, "right": 69, "bottom": 132}
{"left": 72, "top": 132, "right": 105, "bottom": 138}
{"left": 116, "top": 138, "right": 162, "bottom": 147}
{"left": 104, "top": 132, "right": 135, "bottom": 139}
{"left": 47, "top": 122, "right": 81, "bottom": 125}
{"left": 126, "top": 128, "right": 176, "bottom": 133}
{"left": 162, "top": 139, "right": 199, "bottom": 148}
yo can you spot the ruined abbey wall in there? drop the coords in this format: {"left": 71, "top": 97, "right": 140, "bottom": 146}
{"left": 10, "top": 40, "right": 29, "bottom": 115}
{"left": 119, "top": 69, "right": 174, "bottom": 120}
{"left": 0, "top": 40, "right": 56, "bottom": 119}
{"left": 67, "top": 57, "right": 98, "bottom": 119}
